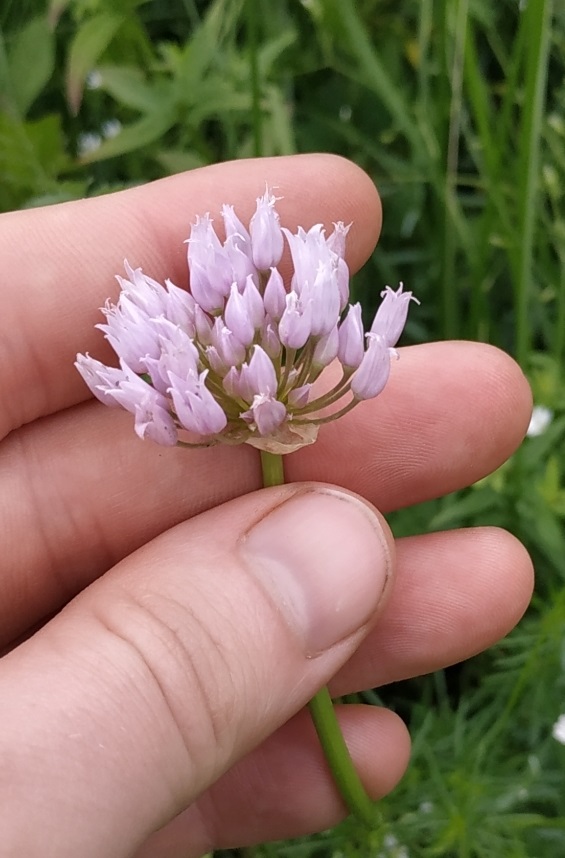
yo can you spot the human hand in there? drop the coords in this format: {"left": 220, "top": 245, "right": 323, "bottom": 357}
{"left": 0, "top": 155, "right": 533, "bottom": 857}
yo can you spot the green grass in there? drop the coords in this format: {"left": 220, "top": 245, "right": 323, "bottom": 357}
{"left": 1, "top": 1, "right": 565, "bottom": 855}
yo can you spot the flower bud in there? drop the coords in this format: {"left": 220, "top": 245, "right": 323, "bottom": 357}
{"left": 75, "top": 353, "right": 124, "bottom": 407}
{"left": 263, "top": 267, "right": 286, "bottom": 321}
{"left": 350, "top": 334, "right": 391, "bottom": 400}
{"left": 370, "top": 283, "right": 417, "bottom": 348}
{"left": 164, "top": 279, "right": 196, "bottom": 335}
{"left": 194, "top": 305, "right": 213, "bottom": 345}
{"left": 287, "top": 383, "right": 311, "bottom": 408}
{"left": 278, "top": 292, "right": 312, "bottom": 349}
{"left": 168, "top": 370, "right": 227, "bottom": 435}
{"left": 312, "top": 325, "right": 339, "bottom": 368}
{"left": 222, "top": 203, "right": 252, "bottom": 256}
{"left": 326, "top": 221, "right": 350, "bottom": 258}
{"left": 304, "top": 262, "right": 341, "bottom": 337}
{"left": 242, "top": 394, "right": 287, "bottom": 435}
{"left": 261, "top": 317, "right": 282, "bottom": 359}
{"left": 338, "top": 303, "right": 364, "bottom": 369}
{"left": 224, "top": 283, "right": 254, "bottom": 346}
{"left": 211, "top": 318, "right": 246, "bottom": 367}
{"left": 249, "top": 189, "right": 284, "bottom": 269}
{"left": 246, "top": 345, "right": 278, "bottom": 397}
{"left": 242, "top": 274, "right": 265, "bottom": 330}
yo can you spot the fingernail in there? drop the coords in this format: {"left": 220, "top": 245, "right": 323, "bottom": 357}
{"left": 240, "top": 488, "right": 391, "bottom": 655}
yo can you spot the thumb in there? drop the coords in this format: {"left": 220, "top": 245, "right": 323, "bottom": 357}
{"left": 0, "top": 483, "right": 393, "bottom": 857}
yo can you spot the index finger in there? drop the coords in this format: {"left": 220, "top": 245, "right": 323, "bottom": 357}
{"left": 0, "top": 154, "right": 381, "bottom": 438}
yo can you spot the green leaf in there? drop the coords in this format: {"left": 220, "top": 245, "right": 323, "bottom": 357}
{"left": 0, "top": 114, "right": 61, "bottom": 183}
{"left": 153, "top": 149, "right": 206, "bottom": 174}
{"left": 95, "top": 64, "right": 163, "bottom": 112}
{"left": 48, "top": 0, "right": 72, "bottom": 28}
{"left": 26, "top": 114, "right": 68, "bottom": 176}
{"left": 428, "top": 486, "right": 500, "bottom": 530}
{"left": 78, "top": 107, "right": 176, "bottom": 164}
{"left": 173, "top": 0, "right": 242, "bottom": 94}
{"left": 7, "top": 16, "right": 55, "bottom": 116}
{"left": 517, "top": 495, "right": 565, "bottom": 576}
{"left": 0, "top": 113, "right": 67, "bottom": 206}
{"left": 66, "top": 12, "right": 125, "bottom": 114}
{"left": 187, "top": 83, "right": 250, "bottom": 124}
{"left": 258, "top": 29, "right": 296, "bottom": 76}
{"left": 265, "top": 84, "right": 296, "bottom": 155}
{"left": 21, "top": 181, "right": 89, "bottom": 208}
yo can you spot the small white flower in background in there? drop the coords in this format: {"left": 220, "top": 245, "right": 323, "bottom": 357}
{"left": 77, "top": 132, "right": 102, "bottom": 157}
{"left": 85, "top": 69, "right": 103, "bottom": 90}
{"left": 101, "top": 119, "right": 122, "bottom": 139}
{"left": 552, "top": 714, "right": 565, "bottom": 744}
{"left": 528, "top": 753, "right": 541, "bottom": 775}
{"left": 379, "top": 833, "right": 410, "bottom": 858}
{"left": 526, "top": 404, "right": 553, "bottom": 437}
{"left": 77, "top": 189, "right": 418, "bottom": 454}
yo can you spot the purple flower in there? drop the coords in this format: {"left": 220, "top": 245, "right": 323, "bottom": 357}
{"left": 110, "top": 372, "right": 178, "bottom": 446}
{"left": 312, "top": 325, "right": 339, "bottom": 369}
{"left": 118, "top": 262, "right": 168, "bottom": 317}
{"left": 283, "top": 224, "right": 327, "bottom": 295}
{"left": 242, "top": 395, "right": 287, "bottom": 436}
{"left": 278, "top": 292, "right": 313, "bottom": 350}
{"left": 163, "top": 279, "right": 196, "bottom": 334}
{"left": 260, "top": 317, "right": 282, "bottom": 359}
{"left": 302, "top": 262, "right": 341, "bottom": 337}
{"left": 338, "top": 303, "right": 364, "bottom": 369}
{"left": 263, "top": 267, "right": 286, "bottom": 320}
{"left": 97, "top": 296, "right": 162, "bottom": 373}
{"left": 370, "top": 283, "right": 419, "bottom": 348}
{"left": 144, "top": 320, "right": 200, "bottom": 392}
{"left": 76, "top": 190, "right": 416, "bottom": 453}
{"left": 350, "top": 334, "right": 391, "bottom": 400}
{"left": 210, "top": 318, "right": 246, "bottom": 369}
{"left": 287, "top": 384, "right": 311, "bottom": 408}
{"left": 245, "top": 345, "right": 278, "bottom": 397}
{"left": 75, "top": 354, "right": 124, "bottom": 407}
{"left": 224, "top": 283, "right": 255, "bottom": 347}
{"left": 249, "top": 189, "right": 284, "bottom": 270}
{"left": 326, "top": 221, "right": 350, "bottom": 258}
{"left": 221, "top": 204, "right": 252, "bottom": 257}
{"left": 168, "top": 370, "right": 228, "bottom": 436}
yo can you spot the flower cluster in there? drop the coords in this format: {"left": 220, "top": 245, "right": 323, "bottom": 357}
{"left": 76, "top": 190, "right": 417, "bottom": 454}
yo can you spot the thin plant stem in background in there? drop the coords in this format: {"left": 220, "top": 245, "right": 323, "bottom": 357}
{"left": 515, "top": 0, "right": 553, "bottom": 368}
{"left": 441, "top": 0, "right": 469, "bottom": 341}
{"left": 247, "top": 0, "right": 263, "bottom": 158}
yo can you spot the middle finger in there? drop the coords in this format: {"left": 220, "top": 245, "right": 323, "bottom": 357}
{"left": 0, "top": 341, "right": 530, "bottom": 643}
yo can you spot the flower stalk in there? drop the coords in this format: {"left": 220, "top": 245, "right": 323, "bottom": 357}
{"left": 260, "top": 450, "right": 374, "bottom": 824}
{"left": 77, "top": 189, "right": 418, "bottom": 826}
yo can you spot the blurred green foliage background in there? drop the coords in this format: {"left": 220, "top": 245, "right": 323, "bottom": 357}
{"left": 1, "top": 1, "right": 565, "bottom": 855}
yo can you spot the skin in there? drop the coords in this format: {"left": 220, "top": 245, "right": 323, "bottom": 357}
{"left": 0, "top": 154, "right": 534, "bottom": 858}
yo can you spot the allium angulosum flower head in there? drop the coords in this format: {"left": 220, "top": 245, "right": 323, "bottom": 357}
{"left": 76, "top": 189, "right": 417, "bottom": 454}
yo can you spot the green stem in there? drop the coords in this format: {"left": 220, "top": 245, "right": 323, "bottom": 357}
{"left": 247, "top": 0, "right": 263, "bottom": 158}
{"left": 307, "top": 687, "right": 375, "bottom": 824}
{"left": 441, "top": 0, "right": 468, "bottom": 340}
{"left": 515, "top": 0, "right": 553, "bottom": 367}
{"left": 260, "top": 449, "right": 285, "bottom": 487}
{"left": 293, "top": 370, "right": 351, "bottom": 416}
{"left": 293, "top": 396, "right": 357, "bottom": 427}
{"left": 259, "top": 450, "right": 375, "bottom": 825}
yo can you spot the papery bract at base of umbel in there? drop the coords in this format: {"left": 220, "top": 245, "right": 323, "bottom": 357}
{"left": 245, "top": 422, "right": 319, "bottom": 454}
